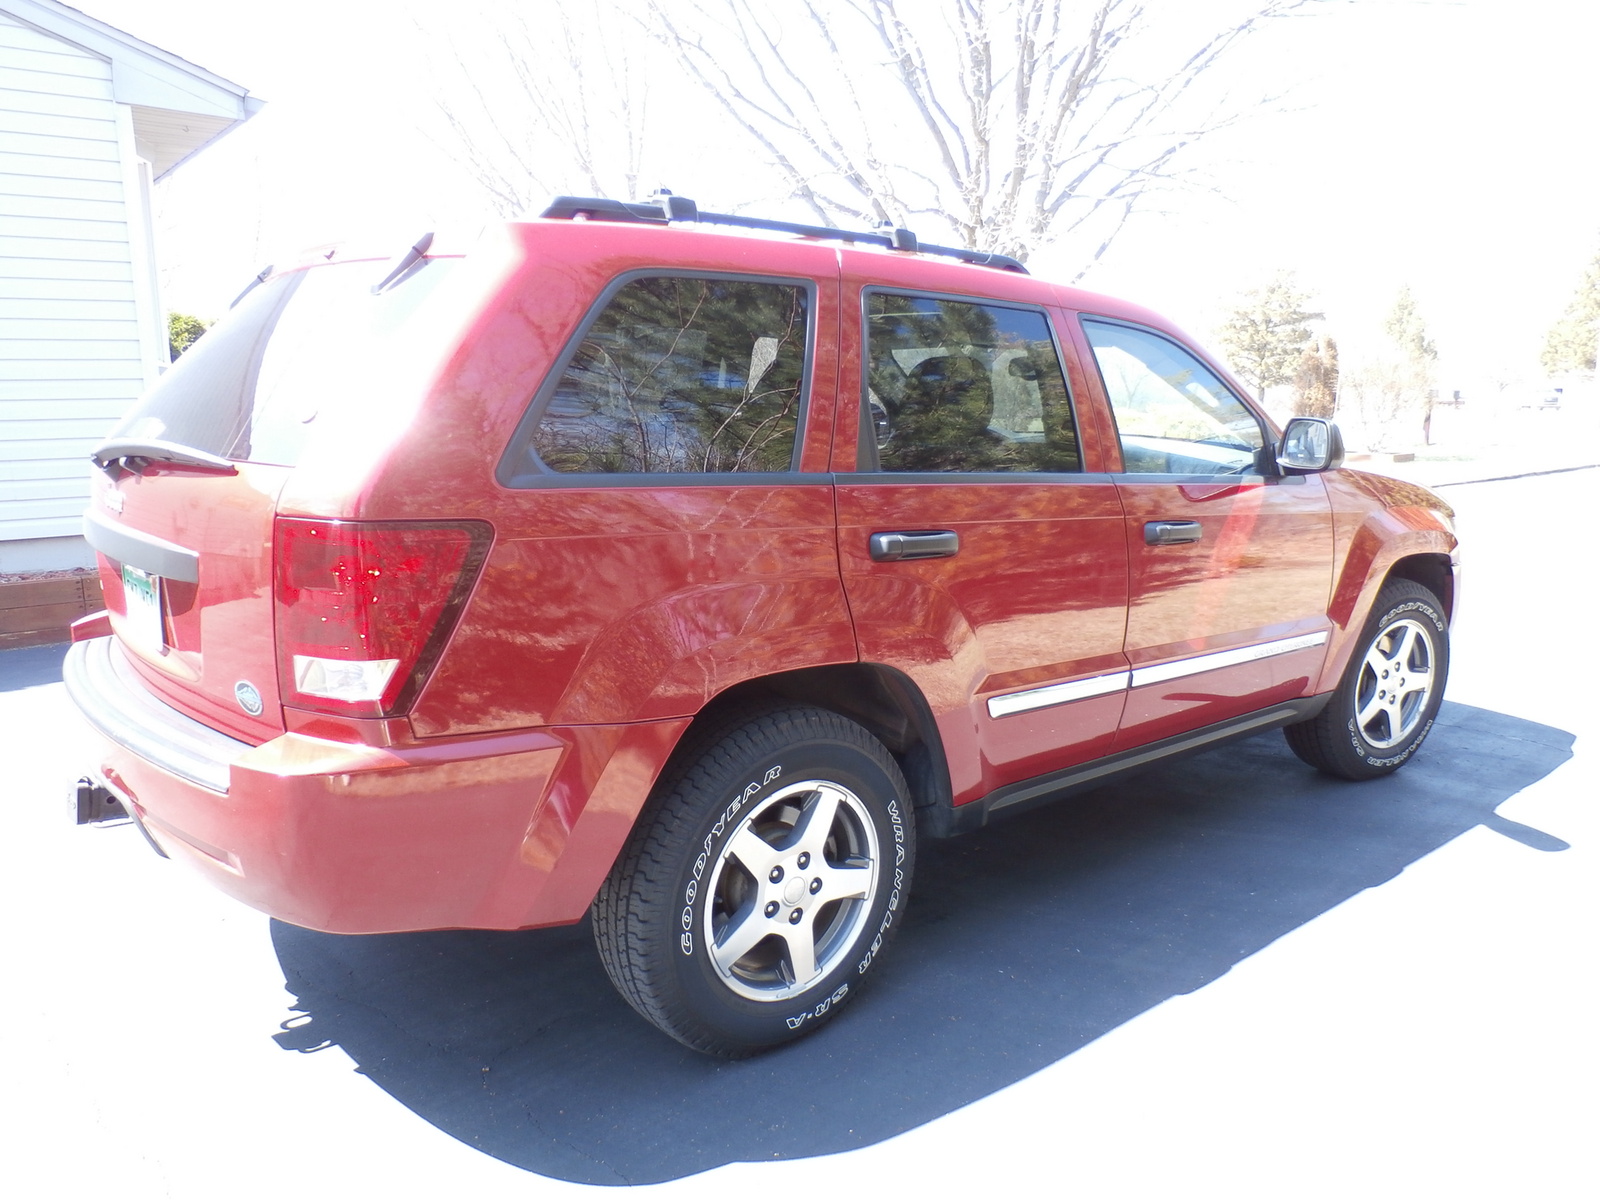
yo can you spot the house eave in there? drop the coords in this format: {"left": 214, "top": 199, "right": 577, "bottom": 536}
{"left": 2, "top": 0, "right": 261, "bottom": 176}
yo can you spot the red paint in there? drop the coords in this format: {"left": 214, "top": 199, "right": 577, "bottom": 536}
{"left": 70, "top": 216, "right": 1458, "bottom": 935}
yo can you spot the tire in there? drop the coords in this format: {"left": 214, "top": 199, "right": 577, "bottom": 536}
{"left": 1285, "top": 579, "right": 1449, "bottom": 780}
{"left": 593, "top": 706, "right": 915, "bottom": 1057}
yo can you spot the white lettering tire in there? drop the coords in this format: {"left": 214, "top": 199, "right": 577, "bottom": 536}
{"left": 593, "top": 706, "right": 915, "bottom": 1057}
{"left": 1285, "top": 579, "right": 1449, "bottom": 780}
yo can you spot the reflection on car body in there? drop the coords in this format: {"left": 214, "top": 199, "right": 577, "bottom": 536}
{"left": 66, "top": 193, "right": 1458, "bottom": 1058}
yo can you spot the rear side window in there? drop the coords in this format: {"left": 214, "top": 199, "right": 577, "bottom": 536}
{"left": 107, "top": 260, "right": 458, "bottom": 468}
{"left": 864, "top": 292, "right": 1079, "bottom": 473}
{"left": 528, "top": 275, "right": 809, "bottom": 475}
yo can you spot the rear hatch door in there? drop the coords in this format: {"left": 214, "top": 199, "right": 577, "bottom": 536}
{"left": 88, "top": 256, "right": 460, "bottom": 742}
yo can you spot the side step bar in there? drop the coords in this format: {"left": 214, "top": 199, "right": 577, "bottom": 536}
{"left": 919, "top": 694, "right": 1332, "bottom": 838}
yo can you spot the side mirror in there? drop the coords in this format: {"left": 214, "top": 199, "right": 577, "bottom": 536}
{"left": 1278, "top": 417, "right": 1345, "bottom": 472}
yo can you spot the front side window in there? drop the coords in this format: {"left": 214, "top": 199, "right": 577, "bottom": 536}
{"left": 1083, "top": 319, "right": 1265, "bottom": 475}
{"left": 864, "top": 293, "right": 1080, "bottom": 473}
{"left": 531, "top": 276, "right": 809, "bottom": 474}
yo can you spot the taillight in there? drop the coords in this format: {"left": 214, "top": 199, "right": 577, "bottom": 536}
{"left": 273, "top": 518, "right": 491, "bottom": 718}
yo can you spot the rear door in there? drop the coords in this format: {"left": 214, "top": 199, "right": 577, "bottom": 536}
{"left": 833, "top": 280, "right": 1129, "bottom": 806}
{"left": 1074, "top": 317, "right": 1334, "bottom": 748}
{"left": 414, "top": 255, "right": 856, "bottom": 734}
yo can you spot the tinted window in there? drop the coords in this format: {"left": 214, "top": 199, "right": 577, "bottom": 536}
{"left": 864, "top": 293, "right": 1079, "bottom": 473}
{"left": 245, "top": 260, "right": 458, "bottom": 465}
{"left": 108, "top": 271, "right": 300, "bottom": 460}
{"left": 531, "top": 276, "right": 808, "bottom": 474}
{"left": 1083, "top": 319, "right": 1265, "bottom": 475}
{"left": 107, "top": 260, "right": 459, "bottom": 467}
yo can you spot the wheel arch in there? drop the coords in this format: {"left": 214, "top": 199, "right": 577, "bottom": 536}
{"left": 679, "top": 663, "right": 954, "bottom": 818}
{"left": 1317, "top": 541, "right": 1457, "bottom": 696}
{"left": 1384, "top": 552, "right": 1455, "bottom": 622}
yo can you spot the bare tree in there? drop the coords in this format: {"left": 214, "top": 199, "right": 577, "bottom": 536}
{"left": 1345, "top": 287, "right": 1439, "bottom": 450}
{"left": 642, "top": 0, "right": 1323, "bottom": 268}
{"left": 1342, "top": 358, "right": 1430, "bottom": 452}
{"left": 417, "top": 1, "right": 655, "bottom": 216}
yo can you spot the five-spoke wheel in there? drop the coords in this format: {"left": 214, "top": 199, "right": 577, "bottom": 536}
{"left": 1285, "top": 579, "right": 1449, "bottom": 779}
{"left": 704, "top": 780, "right": 880, "bottom": 1001}
{"left": 593, "top": 706, "right": 914, "bottom": 1057}
{"left": 1351, "top": 614, "right": 1437, "bottom": 750}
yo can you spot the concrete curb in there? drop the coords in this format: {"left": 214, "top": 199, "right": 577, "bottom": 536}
{"left": 1420, "top": 463, "right": 1600, "bottom": 489}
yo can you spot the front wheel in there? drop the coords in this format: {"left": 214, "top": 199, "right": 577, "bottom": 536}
{"left": 593, "top": 706, "right": 915, "bottom": 1057}
{"left": 1285, "top": 579, "right": 1449, "bottom": 780}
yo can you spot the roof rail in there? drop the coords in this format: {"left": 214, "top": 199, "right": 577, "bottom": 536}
{"left": 539, "top": 191, "right": 1029, "bottom": 274}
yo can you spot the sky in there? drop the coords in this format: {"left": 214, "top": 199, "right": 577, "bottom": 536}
{"left": 63, "top": 0, "right": 1600, "bottom": 394}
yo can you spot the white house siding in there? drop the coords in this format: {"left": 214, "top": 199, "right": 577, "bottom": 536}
{"left": 0, "top": 10, "right": 142, "bottom": 568}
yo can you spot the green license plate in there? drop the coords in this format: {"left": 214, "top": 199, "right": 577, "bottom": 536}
{"left": 121, "top": 564, "right": 165, "bottom": 650}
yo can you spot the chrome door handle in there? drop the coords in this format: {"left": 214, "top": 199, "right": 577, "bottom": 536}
{"left": 1144, "top": 520, "right": 1202, "bottom": 546}
{"left": 869, "top": 530, "right": 960, "bottom": 561}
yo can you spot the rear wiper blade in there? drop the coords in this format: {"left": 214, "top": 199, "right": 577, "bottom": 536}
{"left": 91, "top": 438, "right": 239, "bottom": 475}
{"left": 230, "top": 263, "right": 274, "bottom": 309}
{"left": 371, "top": 232, "right": 434, "bottom": 294}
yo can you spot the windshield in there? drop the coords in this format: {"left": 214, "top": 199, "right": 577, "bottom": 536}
{"left": 106, "top": 259, "right": 458, "bottom": 468}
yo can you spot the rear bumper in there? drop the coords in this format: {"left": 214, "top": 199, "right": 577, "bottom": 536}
{"left": 65, "top": 638, "right": 687, "bottom": 934}
{"left": 66, "top": 632, "right": 245, "bottom": 793}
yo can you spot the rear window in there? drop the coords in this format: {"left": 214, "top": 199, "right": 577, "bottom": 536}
{"left": 108, "top": 259, "right": 458, "bottom": 467}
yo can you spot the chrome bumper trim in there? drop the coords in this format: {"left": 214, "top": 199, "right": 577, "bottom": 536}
{"left": 64, "top": 638, "right": 248, "bottom": 795}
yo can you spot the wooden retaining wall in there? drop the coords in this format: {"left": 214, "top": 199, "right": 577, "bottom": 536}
{"left": 0, "top": 571, "right": 103, "bottom": 650}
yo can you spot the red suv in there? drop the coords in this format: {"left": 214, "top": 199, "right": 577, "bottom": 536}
{"left": 67, "top": 195, "right": 1457, "bottom": 1057}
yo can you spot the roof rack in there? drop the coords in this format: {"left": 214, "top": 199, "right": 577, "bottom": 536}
{"left": 540, "top": 191, "right": 1028, "bottom": 274}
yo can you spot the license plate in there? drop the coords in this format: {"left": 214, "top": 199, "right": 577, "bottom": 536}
{"left": 121, "top": 564, "right": 165, "bottom": 650}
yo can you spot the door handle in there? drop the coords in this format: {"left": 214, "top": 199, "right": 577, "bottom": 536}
{"left": 869, "top": 530, "right": 960, "bottom": 561}
{"left": 1144, "top": 520, "right": 1202, "bottom": 546}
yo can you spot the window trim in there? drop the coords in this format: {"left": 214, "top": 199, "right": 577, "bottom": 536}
{"left": 855, "top": 286, "right": 1085, "bottom": 476}
{"left": 497, "top": 268, "right": 819, "bottom": 488}
{"left": 1078, "top": 314, "right": 1276, "bottom": 479}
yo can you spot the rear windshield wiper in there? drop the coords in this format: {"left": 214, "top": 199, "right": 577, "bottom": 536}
{"left": 91, "top": 438, "right": 239, "bottom": 477}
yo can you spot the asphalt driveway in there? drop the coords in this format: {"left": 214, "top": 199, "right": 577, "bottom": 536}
{"left": 3, "top": 468, "right": 1593, "bottom": 1197}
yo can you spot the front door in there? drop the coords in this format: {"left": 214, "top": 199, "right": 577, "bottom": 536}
{"left": 1075, "top": 317, "right": 1334, "bottom": 748}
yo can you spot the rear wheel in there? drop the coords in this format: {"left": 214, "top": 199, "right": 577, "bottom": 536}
{"left": 593, "top": 706, "right": 915, "bottom": 1057}
{"left": 1285, "top": 579, "right": 1449, "bottom": 780}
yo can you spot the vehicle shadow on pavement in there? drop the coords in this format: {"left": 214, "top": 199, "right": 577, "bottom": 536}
{"left": 269, "top": 700, "right": 1573, "bottom": 1185}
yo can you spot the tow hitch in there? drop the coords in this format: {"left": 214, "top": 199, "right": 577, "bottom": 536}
{"left": 75, "top": 777, "right": 127, "bottom": 825}
{"left": 74, "top": 777, "right": 169, "bottom": 857}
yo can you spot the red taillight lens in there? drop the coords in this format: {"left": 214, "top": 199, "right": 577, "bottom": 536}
{"left": 273, "top": 518, "right": 491, "bottom": 718}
